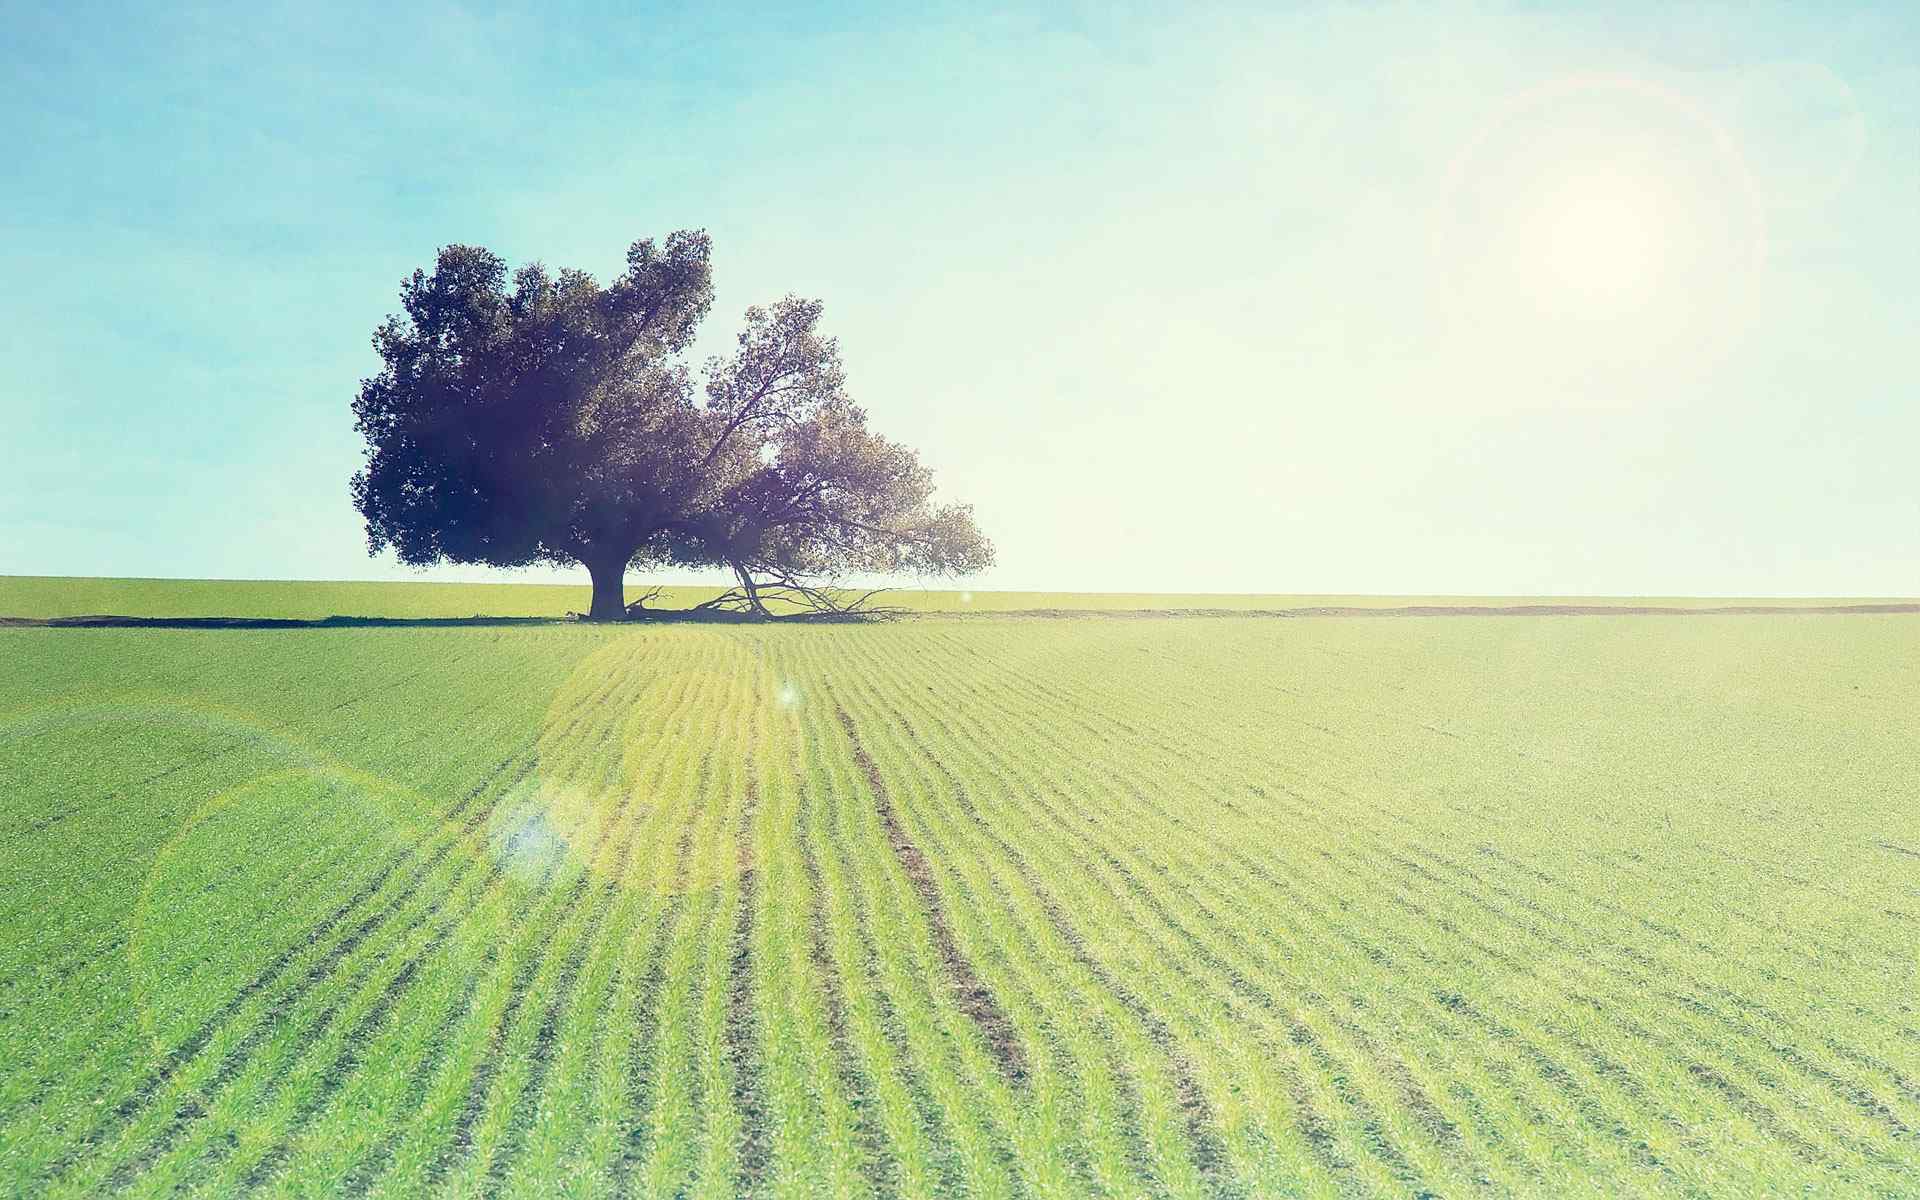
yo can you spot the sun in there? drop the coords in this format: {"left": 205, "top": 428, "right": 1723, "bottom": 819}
{"left": 1430, "top": 74, "right": 1765, "bottom": 396}
{"left": 1527, "top": 165, "right": 1671, "bottom": 307}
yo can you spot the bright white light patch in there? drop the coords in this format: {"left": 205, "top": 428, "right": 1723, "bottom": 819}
{"left": 492, "top": 811, "right": 566, "bottom": 880}
{"left": 1532, "top": 168, "right": 1669, "bottom": 304}
{"left": 1430, "top": 74, "right": 1766, "bottom": 405}
{"left": 776, "top": 681, "right": 802, "bottom": 708}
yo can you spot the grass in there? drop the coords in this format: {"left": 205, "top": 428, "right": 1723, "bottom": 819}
{"left": 2, "top": 577, "right": 1917, "bottom": 1196}
{"left": 5, "top": 574, "right": 1907, "bottom": 621}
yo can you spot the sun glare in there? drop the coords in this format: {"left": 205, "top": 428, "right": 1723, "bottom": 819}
{"left": 1530, "top": 167, "right": 1669, "bottom": 305}
{"left": 1432, "top": 74, "right": 1764, "bottom": 398}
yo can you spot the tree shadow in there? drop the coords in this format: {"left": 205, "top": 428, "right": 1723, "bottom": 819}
{"left": 0, "top": 615, "right": 569, "bottom": 630}
{"left": 0, "top": 610, "right": 896, "bottom": 630}
{"left": 618, "top": 607, "right": 894, "bottom": 625}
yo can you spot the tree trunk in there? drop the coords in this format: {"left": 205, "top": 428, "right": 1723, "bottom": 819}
{"left": 732, "top": 561, "right": 770, "bottom": 617}
{"left": 585, "top": 555, "right": 628, "bottom": 621}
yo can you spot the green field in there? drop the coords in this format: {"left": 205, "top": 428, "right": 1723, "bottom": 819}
{"left": 3, "top": 580, "right": 1917, "bottom": 1197}
{"left": 2, "top": 576, "right": 1384, "bottom": 619}
{"left": 5, "top": 575, "right": 1901, "bottom": 622}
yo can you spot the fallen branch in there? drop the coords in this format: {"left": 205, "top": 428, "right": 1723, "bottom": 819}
{"left": 620, "top": 574, "right": 906, "bottom": 622}
{"left": 622, "top": 585, "right": 667, "bottom": 617}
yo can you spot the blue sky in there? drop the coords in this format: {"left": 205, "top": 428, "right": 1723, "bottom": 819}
{"left": 4, "top": 1, "right": 1916, "bottom": 595}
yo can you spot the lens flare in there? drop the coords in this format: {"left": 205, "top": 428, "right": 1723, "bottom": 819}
{"left": 1430, "top": 72, "right": 1768, "bottom": 403}
{"left": 530, "top": 633, "right": 776, "bottom": 894}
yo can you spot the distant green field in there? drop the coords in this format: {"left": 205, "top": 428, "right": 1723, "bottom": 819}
{"left": 5, "top": 574, "right": 1900, "bottom": 621}
{"left": 3, "top": 601, "right": 1918, "bottom": 1196}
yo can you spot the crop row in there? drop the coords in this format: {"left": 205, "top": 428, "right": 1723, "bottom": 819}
{"left": 2, "top": 617, "right": 1916, "bottom": 1196}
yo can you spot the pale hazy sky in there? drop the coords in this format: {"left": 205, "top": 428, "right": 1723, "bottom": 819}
{"left": 4, "top": 2, "right": 1916, "bottom": 595}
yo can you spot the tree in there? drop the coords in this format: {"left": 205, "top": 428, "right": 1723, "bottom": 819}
{"left": 666, "top": 397, "right": 993, "bottom": 616}
{"left": 350, "top": 232, "right": 714, "bottom": 618}
{"left": 351, "top": 232, "right": 991, "bottom": 618}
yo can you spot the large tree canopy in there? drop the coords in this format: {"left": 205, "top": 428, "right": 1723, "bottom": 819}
{"left": 351, "top": 231, "right": 991, "bottom": 618}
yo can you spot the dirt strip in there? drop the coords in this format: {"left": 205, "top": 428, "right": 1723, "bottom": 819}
{"left": 833, "top": 705, "right": 1029, "bottom": 1086}
{"left": 939, "top": 602, "right": 1920, "bottom": 620}
{"left": 726, "top": 778, "right": 772, "bottom": 1196}
{"left": 5, "top": 602, "right": 1918, "bottom": 629}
